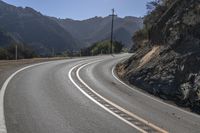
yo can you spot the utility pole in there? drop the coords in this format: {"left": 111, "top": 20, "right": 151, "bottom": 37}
{"left": 110, "top": 8, "right": 117, "bottom": 55}
{"left": 71, "top": 49, "right": 73, "bottom": 58}
{"left": 92, "top": 50, "right": 94, "bottom": 56}
{"left": 15, "top": 45, "right": 18, "bottom": 60}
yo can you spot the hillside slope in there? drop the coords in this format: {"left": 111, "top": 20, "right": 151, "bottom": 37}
{"left": 0, "top": 29, "right": 15, "bottom": 48}
{"left": 0, "top": 0, "right": 78, "bottom": 55}
{"left": 117, "top": 0, "right": 200, "bottom": 113}
{"left": 53, "top": 16, "right": 143, "bottom": 48}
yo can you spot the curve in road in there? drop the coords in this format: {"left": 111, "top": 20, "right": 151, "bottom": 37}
{"left": 1, "top": 54, "right": 200, "bottom": 133}
{"left": 69, "top": 59, "right": 168, "bottom": 133}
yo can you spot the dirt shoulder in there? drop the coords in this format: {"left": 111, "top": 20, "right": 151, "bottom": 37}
{"left": 0, "top": 57, "right": 68, "bottom": 89}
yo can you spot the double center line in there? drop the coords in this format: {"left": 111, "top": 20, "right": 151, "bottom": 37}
{"left": 68, "top": 59, "right": 168, "bottom": 133}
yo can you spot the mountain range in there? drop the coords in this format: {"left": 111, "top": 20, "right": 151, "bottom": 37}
{"left": 0, "top": 0, "right": 143, "bottom": 55}
{"left": 52, "top": 16, "right": 143, "bottom": 48}
{"left": 0, "top": 0, "right": 78, "bottom": 55}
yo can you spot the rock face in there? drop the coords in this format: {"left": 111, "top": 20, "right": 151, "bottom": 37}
{"left": 117, "top": 0, "right": 200, "bottom": 113}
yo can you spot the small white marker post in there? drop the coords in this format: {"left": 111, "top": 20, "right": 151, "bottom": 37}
{"left": 15, "top": 45, "right": 18, "bottom": 60}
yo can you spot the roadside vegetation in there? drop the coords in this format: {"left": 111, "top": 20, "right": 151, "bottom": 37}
{"left": 80, "top": 40, "right": 124, "bottom": 56}
{"left": 0, "top": 44, "right": 37, "bottom": 60}
{"left": 132, "top": 0, "right": 175, "bottom": 51}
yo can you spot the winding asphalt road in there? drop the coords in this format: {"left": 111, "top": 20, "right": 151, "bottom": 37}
{"left": 2, "top": 54, "right": 200, "bottom": 133}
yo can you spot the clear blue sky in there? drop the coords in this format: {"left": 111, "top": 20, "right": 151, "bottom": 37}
{"left": 3, "top": 0, "right": 151, "bottom": 20}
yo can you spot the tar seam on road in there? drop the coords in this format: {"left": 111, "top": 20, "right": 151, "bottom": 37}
{"left": 111, "top": 65, "right": 200, "bottom": 119}
{"left": 68, "top": 59, "right": 168, "bottom": 133}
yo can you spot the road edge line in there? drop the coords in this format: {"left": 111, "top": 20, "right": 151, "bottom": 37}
{"left": 0, "top": 57, "right": 102, "bottom": 133}
{"left": 69, "top": 60, "right": 168, "bottom": 133}
{"left": 68, "top": 62, "right": 147, "bottom": 133}
{"left": 0, "top": 61, "right": 57, "bottom": 133}
{"left": 111, "top": 65, "right": 200, "bottom": 119}
{"left": 77, "top": 61, "right": 168, "bottom": 133}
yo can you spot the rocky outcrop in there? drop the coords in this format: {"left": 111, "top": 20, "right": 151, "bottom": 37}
{"left": 117, "top": 0, "right": 200, "bottom": 113}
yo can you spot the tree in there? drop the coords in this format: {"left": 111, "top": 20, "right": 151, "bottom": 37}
{"left": 5, "top": 43, "right": 37, "bottom": 59}
{"left": 113, "top": 41, "right": 124, "bottom": 53}
{"left": 146, "top": 0, "right": 162, "bottom": 14}
{"left": 0, "top": 48, "right": 9, "bottom": 60}
{"left": 80, "top": 40, "right": 124, "bottom": 56}
{"left": 144, "top": 0, "right": 168, "bottom": 29}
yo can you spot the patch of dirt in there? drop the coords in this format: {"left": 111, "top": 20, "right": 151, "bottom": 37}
{"left": 137, "top": 46, "right": 161, "bottom": 69}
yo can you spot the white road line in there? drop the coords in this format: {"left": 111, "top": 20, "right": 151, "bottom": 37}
{"left": 111, "top": 65, "right": 200, "bottom": 119}
{"left": 68, "top": 60, "right": 168, "bottom": 133}
{"left": 0, "top": 57, "right": 104, "bottom": 133}
{"left": 0, "top": 61, "right": 53, "bottom": 133}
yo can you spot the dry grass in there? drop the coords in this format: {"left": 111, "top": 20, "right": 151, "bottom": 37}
{"left": 0, "top": 57, "right": 68, "bottom": 73}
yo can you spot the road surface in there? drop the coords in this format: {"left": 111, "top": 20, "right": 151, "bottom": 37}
{"left": 2, "top": 54, "right": 200, "bottom": 133}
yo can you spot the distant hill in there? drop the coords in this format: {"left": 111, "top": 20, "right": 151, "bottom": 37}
{"left": 52, "top": 16, "right": 143, "bottom": 48}
{"left": 0, "top": 29, "right": 15, "bottom": 47}
{"left": 0, "top": 0, "right": 78, "bottom": 55}
{"left": 0, "top": 0, "right": 143, "bottom": 55}
{"left": 0, "top": 29, "right": 37, "bottom": 59}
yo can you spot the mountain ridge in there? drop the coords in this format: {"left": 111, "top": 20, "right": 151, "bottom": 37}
{"left": 0, "top": 0, "right": 143, "bottom": 55}
{"left": 51, "top": 15, "right": 143, "bottom": 48}
{"left": 0, "top": 0, "right": 78, "bottom": 55}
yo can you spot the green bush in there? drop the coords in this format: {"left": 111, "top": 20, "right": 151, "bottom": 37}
{"left": 81, "top": 40, "right": 124, "bottom": 56}
{"left": 0, "top": 48, "right": 9, "bottom": 59}
{"left": 0, "top": 43, "right": 37, "bottom": 60}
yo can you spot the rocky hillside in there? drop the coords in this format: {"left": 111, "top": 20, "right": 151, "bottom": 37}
{"left": 117, "top": 0, "right": 200, "bottom": 113}
{"left": 0, "top": 0, "right": 78, "bottom": 55}
{"left": 52, "top": 16, "right": 143, "bottom": 48}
